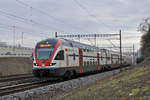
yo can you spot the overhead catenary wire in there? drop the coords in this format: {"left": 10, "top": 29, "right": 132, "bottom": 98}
{"left": 15, "top": 0, "right": 89, "bottom": 32}
{"left": 0, "top": 15, "right": 56, "bottom": 36}
{"left": 0, "top": 22, "right": 42, "bottom": 35}
{"left": 0, "top": 22, "right": 29, "bottom": 31}
{"left": 106, "top": 39, "right": 119, "bottom": 50}
{"left": 15, "top": 0, "right": 65, "bottom": 22}
{"left": 0, "top": 26, "right": 12, "bottom": 31}
{"left": 73, "top": 0, "right": 113, "bottom": 31}
{"left": 0, "top": 13, "right": 38, "bottom": 28}
{"left": 56, "top": 32, "right": 121, "bottom": 51}
{"left": 0, "top": 9, "right": 64, "bottom": 32}
{"left": 0, "top": 1, "right": 138, "bottom": 51}
{"left": 0, "top": 22, "right": 52, "bottom": 41}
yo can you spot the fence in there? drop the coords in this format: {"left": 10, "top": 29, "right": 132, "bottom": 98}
{"left": 0, "top": 45, "right": 33, "bottom": 58}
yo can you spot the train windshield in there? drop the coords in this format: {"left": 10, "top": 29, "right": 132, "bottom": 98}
{"left": 36, "top": 48, "right": 53, "bottom": 60}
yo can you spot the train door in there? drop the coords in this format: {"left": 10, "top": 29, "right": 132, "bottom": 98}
{"left": 97, "top": 53, "right": 100, "bottom": 71}
{"left": 78, "top": 48, "right": 84, "bottom": 73}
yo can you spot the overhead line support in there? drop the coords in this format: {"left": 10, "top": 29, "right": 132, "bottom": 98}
{"left": 119, "top": 29, "right": 122, "bottom": 71}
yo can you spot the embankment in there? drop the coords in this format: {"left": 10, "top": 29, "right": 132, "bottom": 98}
{"left": 0, "top": 57, "right": 32, "bottom": 76}
{"left": 57, "top": 57, "right": 150, "bottom": 100}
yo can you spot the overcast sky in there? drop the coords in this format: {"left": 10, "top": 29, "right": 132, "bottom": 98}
{"left": 0, "top": 0, "right": 149, "bottom": 51}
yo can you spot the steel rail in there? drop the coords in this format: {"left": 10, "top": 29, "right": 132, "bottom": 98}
{"left": 0, "top": 74, "right": 34, "bottom": 83}
{"left": 0, "top": 79, "right": 58, "bottom": 96}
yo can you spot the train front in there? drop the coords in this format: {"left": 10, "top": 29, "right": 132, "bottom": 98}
{"left": 32, "top": 38, "right": 61, "bottom": 77}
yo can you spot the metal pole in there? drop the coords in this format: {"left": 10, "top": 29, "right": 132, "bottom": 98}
{"left": 13, "top": 26, "right": 15, "bottom": 51}
{"left": 78, "top": 35, "right": 80, "bottom": 42}
{"left": 22, "top": 32, "right": 24, "bottom": 45}
{"left": 119, "top": 29, "right": 122, "bottom": 71}
{"left": 133, "top": 44, "right": 135, "bottom": 65}
{"left": 95, "top": 34, "right": 96, "bottom": 47}
{"left": 55, "top": 32, "right": 57, "bottom": 38}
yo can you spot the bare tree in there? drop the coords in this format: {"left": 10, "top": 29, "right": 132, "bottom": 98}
{"left": 139, "top": 18, "right": 150, "bottom": 58}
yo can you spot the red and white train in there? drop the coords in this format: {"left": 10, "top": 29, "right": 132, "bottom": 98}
{"left": 32, "top": 38, "right": 132, "bottom": 77}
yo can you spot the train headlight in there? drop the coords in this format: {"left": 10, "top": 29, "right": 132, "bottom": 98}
{"left": 49, "top": 63, "right": 56, "bottom": 66}
{"left": 34, "top": 63, "right": 38, "bottom": 66}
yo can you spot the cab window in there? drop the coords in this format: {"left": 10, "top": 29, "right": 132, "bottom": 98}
{"left": 55, "top": 50, "right": 64, "bottom": 60}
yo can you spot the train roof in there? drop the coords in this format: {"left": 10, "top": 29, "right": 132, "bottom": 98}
{"left": 60, "top": 38, "right": 118, "bottom": 52}
{"left": 60, "top": 38, "right": 101, "bottom": 51}
{"left": 38, "top": 38, "right": 100, "bottom": 50}
{"left": 38, "top": 38, "right": 129, "bottom": 56}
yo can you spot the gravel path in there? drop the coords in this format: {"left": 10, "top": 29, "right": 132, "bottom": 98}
{"left": 0, "top": 67, "right": 132, "bottom": 100}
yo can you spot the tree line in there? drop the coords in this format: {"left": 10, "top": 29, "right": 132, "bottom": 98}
{"left": 139, "top": 18, "right": 150, "bottom": 58}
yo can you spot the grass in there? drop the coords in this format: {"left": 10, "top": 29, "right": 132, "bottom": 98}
{"left": 143, "top": 86, "right": 150, "bottom": 92}
{"left": 54, "top": 60, "right": 150, "bottom": 100}
{"left": 129, "top": 88, "right": 140, "bottom": 96}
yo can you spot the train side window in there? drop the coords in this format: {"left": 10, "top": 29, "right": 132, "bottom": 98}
{"left": 93, "top": 61, "right": 95, "bottom": 65}
{"left": 90, "top": 61, "right": 93, "bottom": 65}
{"left": 107, "top": 57, "right": 110, "bottom": 60}
{"left": 101, "top": 56, "right": 103, "bottom": 60}
{"left": 87, "top": 61, "right": 89, "bottom": 65}
{"left": 55, "top": 50, "right": 64, "bottom": 60}
{"left": 73, "top": 53, "right": 76, "bottom": 60}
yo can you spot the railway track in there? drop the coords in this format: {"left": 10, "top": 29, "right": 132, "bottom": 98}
{"left": 0, "top": 74, "right": 34, "bottom": 83}
{"left": 0, "top": 78, "right": 59, "bottom": 96}
{"left": 0, "top": 74, "right": 41, "bottom": 90}
{"left": 0, "top": 66, "right": 131, "bottom": 97}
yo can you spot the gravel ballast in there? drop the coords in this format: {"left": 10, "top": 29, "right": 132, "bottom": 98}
{"left": 0, "top": 67, "right": 131, "bottom": 100}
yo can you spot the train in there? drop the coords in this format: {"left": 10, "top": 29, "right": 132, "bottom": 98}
{"left": 32, "top": 38, "right": 132, "bottom": 78}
